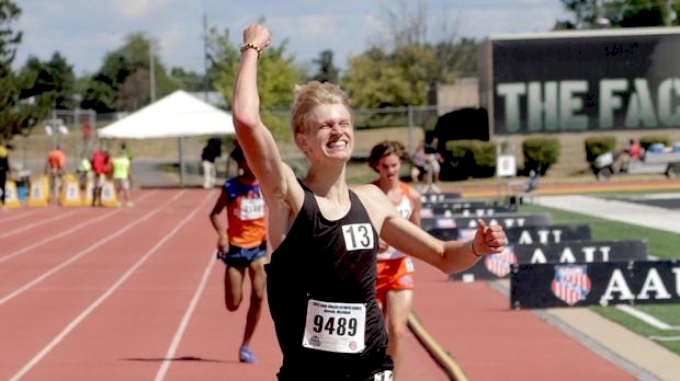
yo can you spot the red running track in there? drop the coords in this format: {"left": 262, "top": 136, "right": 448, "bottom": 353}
{"left": 0, "top": 189, "right": 446, "bottom": 381}
{"left": 411, "top": 259, "right": 639, "bottom": 381}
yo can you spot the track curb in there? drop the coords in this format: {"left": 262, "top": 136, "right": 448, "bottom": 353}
{"left": 407, "top": 312, "right": 469, "bottom": 381}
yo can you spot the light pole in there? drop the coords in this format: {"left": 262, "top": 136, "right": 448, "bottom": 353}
{"left": 149, "top": 40, "right": 156, "bottom": 103}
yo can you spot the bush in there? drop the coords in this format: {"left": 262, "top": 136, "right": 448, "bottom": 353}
{"left": 522, "top": 137, "right": 560, "bottom": 175}
{"left": 639, "top": 135, "right": 670, "bottom": 150}
{"left": 584, "top": 136, "right": 617, "bottom": 163}
{"left": 442, "top": 139, "right": 497, "bottom": 180}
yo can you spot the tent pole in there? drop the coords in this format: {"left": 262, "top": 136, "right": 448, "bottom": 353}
{"left": 179, "top": 137, "right": 186, "bottom": 186}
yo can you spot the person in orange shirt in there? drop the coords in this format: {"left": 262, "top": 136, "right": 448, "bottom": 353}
{"left": 367, "top": 140, "right": 422, "bottom": 379}
{"left": 45, "top": 145, "right": 66, "bottom": 204}
{"left": 209, "top": 143, "right": 267, "bottom": 364}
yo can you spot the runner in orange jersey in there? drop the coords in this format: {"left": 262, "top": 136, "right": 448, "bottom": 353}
{"left": 209, "top": 143, "right": 268, "bottom": 363}
{"left": 367, "top": 140, "right": 421, "bottom": 379}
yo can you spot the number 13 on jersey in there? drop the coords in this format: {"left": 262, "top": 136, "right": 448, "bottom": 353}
{"left": 342, "top": 223, "right": 374, "bottom": 251}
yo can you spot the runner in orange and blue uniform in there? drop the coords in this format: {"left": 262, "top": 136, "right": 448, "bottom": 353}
{"left": 367, "top": 140, "right": 422, "bottom": 379}
{"left": 209, "top": 143, "right": 268, "bottom": 363}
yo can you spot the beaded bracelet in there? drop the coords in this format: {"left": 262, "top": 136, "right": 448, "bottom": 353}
{"left": 470, "top": 241, "right": 482, "bottom": 258}
{"left": 240, "top": 43, "right": 262, "bottom": 59}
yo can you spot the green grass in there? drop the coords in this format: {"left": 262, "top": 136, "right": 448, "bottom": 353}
{"left": 521, "top": 204, "right": 680, "bottom": 260}
{"left": 519, "top": 203, "right": 680, "bottom": 355}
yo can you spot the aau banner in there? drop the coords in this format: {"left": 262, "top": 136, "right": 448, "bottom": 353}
{"left": 510, "top": 260, "right": 680, "bottom": 309}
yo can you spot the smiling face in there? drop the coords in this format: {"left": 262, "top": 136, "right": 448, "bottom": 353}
{"left": 296, "top": 103, "right": 354, "bottom": 163}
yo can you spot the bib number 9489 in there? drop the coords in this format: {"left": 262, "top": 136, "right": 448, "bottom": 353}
{"left": 312, "top": 315, "right": 358, "bottom": 337}
{"left": 303, "top": 299, "right": 366, "bottom": 354}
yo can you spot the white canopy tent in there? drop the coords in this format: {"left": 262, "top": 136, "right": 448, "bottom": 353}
{"left": 98, "top": 90, "right": 236, "bottom": 185}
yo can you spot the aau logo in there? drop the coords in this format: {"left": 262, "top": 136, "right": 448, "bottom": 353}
{"left": 483, "top": 245, "right": 518, "bottom": 278}
{"left": 551, "top": 265, "right": 591, "bottom": 306}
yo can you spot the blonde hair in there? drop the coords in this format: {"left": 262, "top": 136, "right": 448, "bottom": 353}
{"left": 291, "top": 81, "right": 351, "bottom": 135}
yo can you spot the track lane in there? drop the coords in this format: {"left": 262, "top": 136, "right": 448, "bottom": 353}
{"left": 10, "top": 190, "right": 216, "bottom": 381}
{"left": 0, "top": 190, "right": 208, "bottom": 380}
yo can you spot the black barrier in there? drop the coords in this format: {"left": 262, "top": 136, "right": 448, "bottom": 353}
{"left": 421, "top": 200, "right": 497, "bottom": 210}
{"left": 450, "top": 239, "right": 648, "bottom": 281}
{"left": 422, "top": 213, "right": 551, "bottom": 231}
{"left": 422, "top": 205, "right": 517, "bottom": 219}
{"left": 504, "top": 223, "right": 592, "bottom": 244}
{"left": 510, "top": 260, "right": 680, "bottom": 309}
{"left": 420, "top": 192, "right": 462, "bottom": 204}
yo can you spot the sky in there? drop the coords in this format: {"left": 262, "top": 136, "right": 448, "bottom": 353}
{"left": 13, "top": 0, "right": 569, "bottom": 77}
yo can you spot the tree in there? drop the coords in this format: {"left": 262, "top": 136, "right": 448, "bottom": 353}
{"left": 210, "top": 27, "right": 303, "bottom": 110}
{"left": 0, "top": 0, "right": 49, "bottom": 139}
{"left": 80, "top": 52, "right": 128, "bottom": 113}
{"left": 19, "top": 52, "right": 76, "bottom": 109}
{"left": 555, "top": 0, "right": 677, "bottom": 29}
{"left": 208, "top": 27, "right": 303, "bottom": 141}
{"left": 169, "top": 67, "right": 206, "bottom": 92}
{"left": 311, "top": 50, "right": 340, "bottom": 83}
{"left": 341, "top": 48, "right": 418, "bottom": 108}
{"left": 81, "top": 32, "right": 180, "bottom": 113}
{"left": 341, "top": 0, "right": 473, "bottom": 108}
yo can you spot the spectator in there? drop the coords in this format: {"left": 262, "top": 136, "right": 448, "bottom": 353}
{"left": 620, "top": 138, "right": 642, "bottom": 172}
{"left": 0, "top": 139, "right": 12, "bottom": 209}
{"left": 202, "top": 138, "right": 222, "bottom": 189}
{"left": 77, "top": 153, "right": 93, "bottom": 192}
{"left": 423, "top": 136, "right": 443, "bottom": 194}
{"left": 91, "top": 147, "right": 108, "bottom": 207}
{"left": 409, "top": 140, "right": 430, "bottom": 187}
{"left": 45, "top": 145, "right": 66, "bottom": 204}
{"left": 625, "top": 138, "right": 641, "bottom": 160}
{"left": 112, "top": 149, "right": 134, "bottom": 207}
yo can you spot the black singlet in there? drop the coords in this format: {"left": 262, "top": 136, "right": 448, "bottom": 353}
{"left": 265, "top": 182, "right": 392, "bottom": 380}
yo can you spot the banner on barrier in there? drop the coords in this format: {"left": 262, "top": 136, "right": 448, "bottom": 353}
{"left": 504, "top": 223, "right": 592, "bottom": 244}
{"left": 27, "top": 177, "right": 49, "bottom": 207}
{"left": 423, "top": 213, "right": 551, "bottom": 231}
{"left": 421, "top": 205, "right": 517, "bottom": 219}
{"left": 510, "top": 260, "right": 680, "bottom": 309}
{"left": 450, "top": 240, "right": 648, "bottom": 281}
{"left": 420, "top": 192, "right": 463, "bottom": 204}
{"left": 60, "top": 177, "right": 83, "bottom": 207}
{"left": 3, "top": 180, "right": 21, "bottom": 208}
{"left": 101, "top": 181, "right": 119, "bottom": 207}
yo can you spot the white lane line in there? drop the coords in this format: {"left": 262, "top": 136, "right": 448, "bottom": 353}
{"left": 8, "top": 190, "right": 213, "bottom": 381}
{"left": 0, "top": 191, "right": 156, "bottom": 264}
{"left": 0, "top": 210, "right": 40, "bottom": 224}
{"left": 0, "top": 191, "right": 178, "bottom": 306}
{"left": 616, "top": 305, "right": 680, "bottom": 330}
{"left": 0, "top": 209, "right": 82, "bottom": 239}
{"left": 153, "top": 252, "right": 217, "bottom": 381}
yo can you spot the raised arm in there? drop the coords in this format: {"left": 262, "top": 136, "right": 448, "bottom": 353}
{"left": 232, "top": 24, "right": 292, "bottom": 200}
{"left": 359, "top": 185, "right": 506, "bottom": 275}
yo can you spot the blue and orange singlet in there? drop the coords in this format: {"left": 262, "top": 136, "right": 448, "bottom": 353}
{"left": 224, "top": 178, "right": 266, "bottom": 248}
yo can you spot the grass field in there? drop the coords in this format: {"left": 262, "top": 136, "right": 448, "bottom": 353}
{"left": 520, "top": 202, "right": 680, "bottom": 355}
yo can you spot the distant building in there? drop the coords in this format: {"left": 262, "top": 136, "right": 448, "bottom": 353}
{"left": 429, "top": 78, "right": 479, "bottom": 116}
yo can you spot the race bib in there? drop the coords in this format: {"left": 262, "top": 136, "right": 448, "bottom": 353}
{"left": 302, "top": 299, "right": 366, "bottom": 354}
{"left": 342, "top": 223, "right": 374, "bottom": 251}
{"left": 237, "top": 197, "right": 265, "bottom": 220}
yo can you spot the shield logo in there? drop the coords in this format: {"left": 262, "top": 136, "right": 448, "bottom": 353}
{"left": 551, "top": 265, "right": 591, "bottom": 306}
{"left": 483, "top": 245, "right": 517, "bottom": 278}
